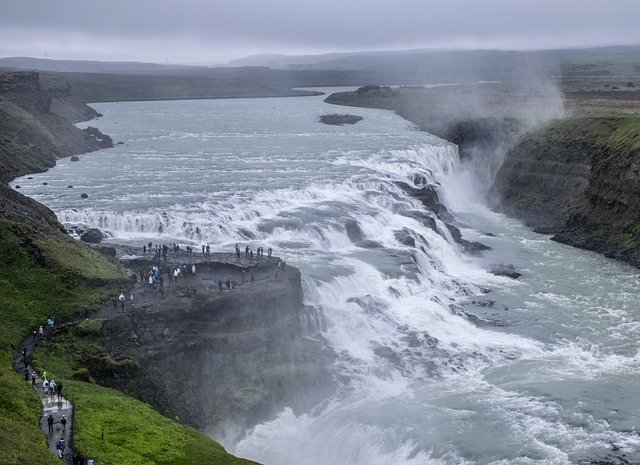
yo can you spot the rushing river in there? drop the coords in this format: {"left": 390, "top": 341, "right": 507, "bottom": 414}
{"left": 15, "top": 91, "right": 640, "bottom": 464}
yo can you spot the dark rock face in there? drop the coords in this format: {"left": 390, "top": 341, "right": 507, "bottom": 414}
{"left": 82, "top": 126, "right": 114, "bottom": 148}
{"left": 345, "top": 219, "right": 365, "bottom": 243}
{"left": 397, "top": 182, "right": 448, "bottom": 218}
{"left": 100, "top": 263, "right": 335, "bottom": 436}
{"left": 445, "top": 223, "right": 491, "bottom": 254}
{"left": 80, "top": 228, "right": 103, "bottom": 244}
{"left": 394, "top": 229, "right": 416, "bottom": 247}
{"left": 490, "top": 120, "right": 595, "bottom": 233}
{"left": 320, "top": 114, "right": 363, "bottom": 125}
{"left": 491, "top": 117, "right": 640, "bottom": 267}
{"left": 490, "top": 264, "right": 521, "bottom": 279}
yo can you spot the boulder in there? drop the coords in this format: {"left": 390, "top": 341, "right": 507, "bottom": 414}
{"left": 80, "top": 228, "right": 104, "bottom": 244}
{"left": 97, "top": 245, "right": 117, "bottom": 257}
{"left": 70, "top": 156, "right": 80, "bottom": 162}
{"left": 490, "top": 264, "right": 521, "bottom": 279}
{"left": 80, "top": 193, "right": 89, "bottom": 199}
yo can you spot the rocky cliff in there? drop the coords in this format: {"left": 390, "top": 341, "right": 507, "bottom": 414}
{"left": 0, "top": 71, "right": 112, "bottom": 183}
{"left": 96, "top": 259, "right": 334, "bottom": 438}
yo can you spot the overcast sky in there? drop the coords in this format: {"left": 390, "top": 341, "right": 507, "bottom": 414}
{"left": 1, "top": 0, "right": 639, "bottom": 64}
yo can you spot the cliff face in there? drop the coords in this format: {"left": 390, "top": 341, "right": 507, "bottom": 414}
{"left": 0, "top": 71, "right": 112, "bottom": 184}
{"left": 99, "top": 263, "right": 334, "bottom": 437}
{"left": 492, "top": 117, "right": 640, "bottom": 265}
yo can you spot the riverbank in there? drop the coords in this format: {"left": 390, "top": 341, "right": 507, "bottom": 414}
{"left": 325, "top": 84, "right": 640, "bottom": 269}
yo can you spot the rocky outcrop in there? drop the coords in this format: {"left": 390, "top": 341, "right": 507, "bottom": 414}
{"left": 99, "top": 261, "right": 334, "bottom": 436}
{"left": 320, "top": 114, "right": 363, "bottom": 125}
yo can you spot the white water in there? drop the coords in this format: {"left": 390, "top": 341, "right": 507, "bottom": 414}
{"left": 14, "top": 91, "right": 640, "bottom": 464}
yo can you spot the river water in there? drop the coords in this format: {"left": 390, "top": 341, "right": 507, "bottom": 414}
{"left": 15, "top": 91, "right": 640, "bottom": 464}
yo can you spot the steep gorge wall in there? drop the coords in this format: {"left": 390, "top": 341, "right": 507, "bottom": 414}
{"left": 492, "top": 117, "right": 640, "bottom": 265}
{"left": 98, "top": 265, "right": 334, "bottom": 437}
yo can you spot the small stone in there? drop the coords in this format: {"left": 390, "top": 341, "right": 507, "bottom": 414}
{"left": 67, "top": 185, "right": 73, "bottom": 188}
{"left": 42, "top": 182, "right": 48, "bottom": 185}
{"left": 14, "top": 185, "right": 21, "bottom": 189}
{"left": 80, "top": 193, "right": 89, "bottom": 199}
{"left": 70, "top": 156, "right": 80, "bottom": 162}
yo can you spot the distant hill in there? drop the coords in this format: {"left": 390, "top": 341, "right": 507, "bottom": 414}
{"left": 228, "top": 45, "right": 640, "bottom": 82}
{"left": 3, "top": 45, "right": 640, "bottom": 91}
{"left": 0, "top": 56, "right": 205, "bottom": 74}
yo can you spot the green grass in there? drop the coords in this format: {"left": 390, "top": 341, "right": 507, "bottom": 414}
{"left": 0, "top": 220, "right": 122, "bottom": 465}
{"left": 64, "top": 381, "right": 258, "bottom": 465}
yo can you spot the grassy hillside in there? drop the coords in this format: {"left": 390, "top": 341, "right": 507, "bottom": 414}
{"left": 0, "top": 204, "right": 260, "bottom": 465}
{"left": 0, "top": 217, "right": 123, "bottom": 465}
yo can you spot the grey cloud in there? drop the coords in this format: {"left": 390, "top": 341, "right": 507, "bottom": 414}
{"left": 1, "top": 0, "right": 639, "bottom": 63}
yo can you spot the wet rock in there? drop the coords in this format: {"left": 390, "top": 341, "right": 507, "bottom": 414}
{"left": 80, "top": 228, "right": 104, "bottom": 244}
{"left": 117, "top": 141, "right": 124, "bottom": 145}
{"left": 357, "top": 239, "right": 381, "bottom": 248}
{"left": 490, "top": 264, "right": 521, "bottom": 279}
{"left": 446, "top": 223, "right": 491, "bottom": 253}
{"left": 394, "top": 228, "right": 416, "bottom": 247}
{"left": 373, "top": 345, "right": 402, "bottom": 365}
{"left": 14, "top": 185, "right": 20, "bottom": 189}
{"left": 397, "top": 182, "right": 444, "bottom": 215}
{"left": 344, "top": 219, "right": 364, "bottom": 243}
{"left": 42, "top": 182, "right": 48, "bottom": 185}
{"left": 80, "top": 193, "right": 89, "bottom": 198}
{"left": 238, "top": 228, "right": 255, "bottom": 239}
{"left": 82, "top": 126, "right": 114, "bottom": 148}
{"left": 67, "top": 185, "right": 73, "bottom": 188}
{"left": 27, "top": 177, "right": 33, "bottom": 179}
{"left": 70, "top": 155, "right": 80, "bottom": 162}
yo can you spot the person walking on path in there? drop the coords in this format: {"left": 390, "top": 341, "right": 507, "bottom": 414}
{"left": 56, "top": 437, "right": 65, "bottom": 459}
{"left": 31, "top": 371, "right": 36, "bottom": 386}
{"left": 56, "top": 381, "right": 63, "bottom": 398}
{"left": 38, "top": 325, "right": 44, "bottom": 338}
{"left": 119, "top": 292, "right": 126, "bottom": 311}
{"left": 60, "top": 415, "right": 67, "bottom": 432}
{"left": 47, "top": 414, "right": 54, "bottom": 433}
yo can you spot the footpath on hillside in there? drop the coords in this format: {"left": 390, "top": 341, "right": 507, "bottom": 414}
{"left": 14, "top": 334, "right": 77, "bottom": 463}
{"left": 13, "top": 246, "right": 286, "bottom": 463}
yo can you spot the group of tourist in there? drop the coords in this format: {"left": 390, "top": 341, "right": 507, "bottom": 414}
{"left": 234, "top": 243, "right": 273, "bottom": 261}
{"left": 142, "top": 241, "right": 206, "bottom": 261}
